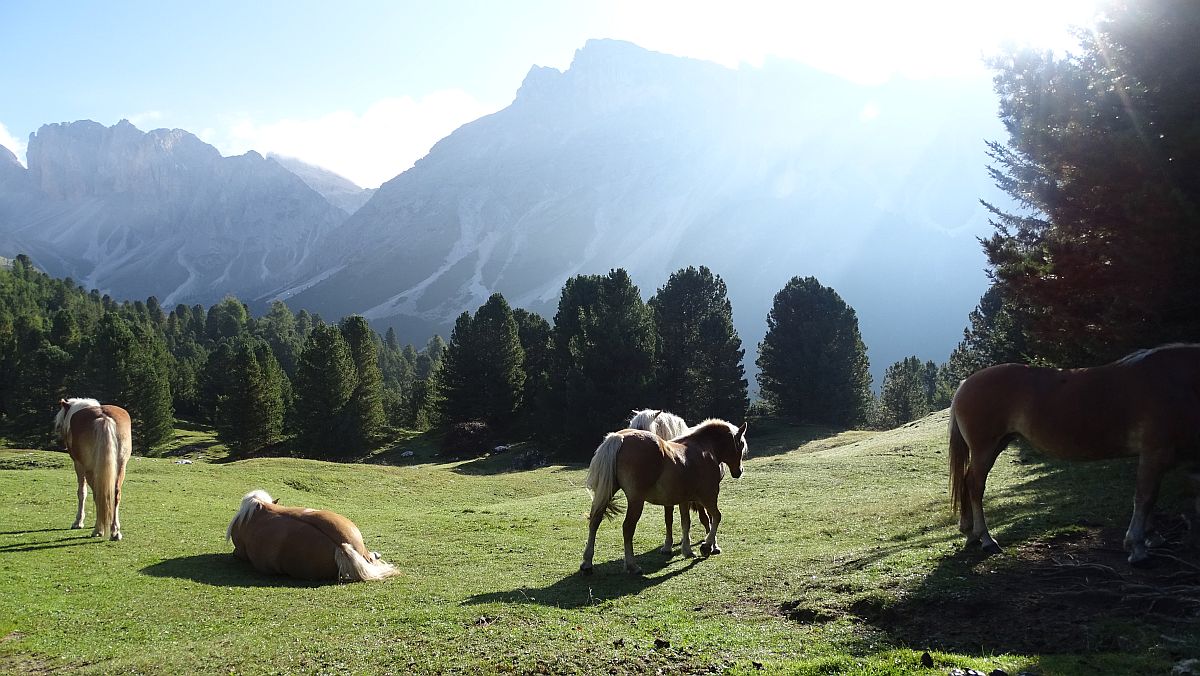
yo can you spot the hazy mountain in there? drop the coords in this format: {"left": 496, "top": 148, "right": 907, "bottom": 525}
{"left": 0, "top": 120, "right": 348, "bottom": 306}
{"left": 281, "top": 39, "right": 1006, "bottom": 381}
{"left": 268, "top": 153, "right": 375, "bottom": 215}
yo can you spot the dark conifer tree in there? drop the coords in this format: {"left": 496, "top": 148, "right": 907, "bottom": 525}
{"left": 213, "top": 338, "right": 285, "bottom": 453}
{"left": 756, "top": 276, "right": 872, "bottom": 427}
{"left": 876, "top": 356, "right": 931, "bottom": 429}
{"left": 339, "top": 315, "right": 386, "bottom": 450}
{"left": 293, "top": 323, "right": 357, "bottom": 455}
{"left": 440, "top": 294, "right": 525, "bottom": 430}
{"left": 648, "top": 266, "right": 748, "bottom": 422}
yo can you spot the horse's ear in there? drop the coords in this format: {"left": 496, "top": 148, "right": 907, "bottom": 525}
{"left": 735, "top": 422, "right": 747, "bottom": 439}
{"left": 60, "top": 399, "right": 69, "bottom": 409}
{"left": 273, "top": 498, "right": 280, "bottom": 504}
{"left": 649, "top": 410, "right": 661, "bottom": 422}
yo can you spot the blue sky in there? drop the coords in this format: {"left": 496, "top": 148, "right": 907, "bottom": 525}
{"left": 0, "top": 1, "right": 1099, "bottom": 187}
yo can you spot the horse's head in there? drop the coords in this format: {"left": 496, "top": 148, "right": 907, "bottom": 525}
{"left": 227, "top": 489, "right": 276, "bottom": 542}
{"left": 720, "top": 421, "right": 748, "bottom": 479}
{"left": 53, "top": 397, "right": 101, "bottom": 446}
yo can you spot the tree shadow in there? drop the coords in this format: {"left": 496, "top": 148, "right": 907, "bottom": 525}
{"left": 140, "top": 553, "right": 335, "bottom": 588}
{"left": 463, "top": 548, "right": 705, "bottom": 609}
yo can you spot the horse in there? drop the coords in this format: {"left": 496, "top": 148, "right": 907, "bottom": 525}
{"left": 53, "top": 398, "right": 132, "bottom": 540}
{"left": 580, "top": 419, "right": 747, "bottom": 575}
{"left": 226, "top": 490, "right": 399, "bottom": 582}
{"left": 628, "top": 409, "right": 715, "bottom": 555}
{"left": 949, "top": 343, "right": 1200, "bottom": 564}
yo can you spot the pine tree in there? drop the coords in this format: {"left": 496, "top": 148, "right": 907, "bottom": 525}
{"left": 548, "top": 270, "right": 656, "bottom": 452}
{"left": 648, "top": 266, "right": 748, "bottom": 422}
{"left": 339, "top": 315, "right": 386, "bottom": 451}
{"left": 213, "top": 338, "right": 285, "bottom": 453}
{"left": 84, "top": 313, "right": 174, "bottom": 452}
{"left": 876, "top": 356, "right": 932, "bottom": 429}
{"left": 756, "top": 276, "right": 872, "bottom": 427}
{"left": 512, "top": 308, "right": 552, "bottom": 424}
{"left": 983, "top": 0, "right": 1200, "bottom": 364}
{"left": 293, "top": 323, "right": 357, "bottom": 455}
{"left": 440, "top": 294, "right": 525, "bottom": 430}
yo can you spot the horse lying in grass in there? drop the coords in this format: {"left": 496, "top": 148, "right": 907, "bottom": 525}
{"left": 53, "top": 398, "right": 132, "bottom": 540}
{"left": 227, "top": 490, "right": 399, "bottom": 582}
{"left": 581, "top": 419, "right": 747, "bottom": 575}
{"left": 949, "top": 343, "right": 1200, "bottom": 564}
{"left": 628, "top": 409, "right": 714, "bottom": 555}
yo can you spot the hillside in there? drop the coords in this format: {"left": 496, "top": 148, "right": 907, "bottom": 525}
{"left": 2, "top": 413, "right": 1195, "bottom": 674}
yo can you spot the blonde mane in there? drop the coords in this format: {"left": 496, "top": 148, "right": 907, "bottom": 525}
{"left": 227, "top": 489, "right": 274, "bottom": 541}
{"left": 53, "top": 397, "right": 102, "bottom": 441}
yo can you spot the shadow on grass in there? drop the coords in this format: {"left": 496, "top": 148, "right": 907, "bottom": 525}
{"left": 0, "top": 527, "right": 73, "bottom": 536}
{"left": 0, "top": 534, "right": 106, "bottom": 553}
{"left": 785, "top": 448, "right": 1199, "bottom": 668}
{"left": 141, "top": 553, "right": 334, "bottom": 588}
{"left": 464, "top": 548, "right": 704, "bottom": 609}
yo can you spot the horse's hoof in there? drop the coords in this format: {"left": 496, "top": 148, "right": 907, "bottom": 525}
{"left": 682, "top": 549, "right": 695, "bottom": 558}
{"left": 709, "top": 544, "right": 722, "bottom": 555}
{"left": 981, "top": 541, "right": 1003, "bottom": 556}
{"left": 90, "top": 530, "right": 102, "bottom": 538}
{"left": 699, "top": 543, "right": 712, "bottom": 557}
{"left": 579, "top": 563, "right": 593, "bottom": 575}
{"left": 1128, "top": 548, "right": 1151, "bottom": 567}
{"left": 71, "top": 523, "right": 84, "bottom": 530}
{"left": 110, "top": 532, "right": 122, "bottom": 541}
{"left": 1146, "top": 533, "right": 1167, "bottom": 549}
{"left": 658, "top": 545, "right": 672, "bottom": 555}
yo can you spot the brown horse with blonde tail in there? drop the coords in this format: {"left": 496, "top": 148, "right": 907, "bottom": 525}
{"left": 628, "top": 409, "right": 715, "bottom": 554}
{"left": 949, "top": 343, "right": 1200, "bottom": 564}
{"left": 53, "top": 398, "right": 132, "bottom": 540}
{"left": 581, "top": 418, "right": 747, "bottom": 575}
{"left": 227, "top": 490, "right": 399, "bottom": 582}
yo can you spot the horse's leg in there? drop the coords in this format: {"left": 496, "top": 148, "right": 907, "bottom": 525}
{"left": 579, "top": 507, "right": 606, "bottom": 575}
{"left": 1125, "top": 453, "right": 1170, "bottom": 565}
{"left": 111, "top": 458, "right": 127, "bottom": 541}
{"left": 699, "top": 504, "right": 722, "bottom": 556}
{"left": 696, "top": 503, "right": 711, "bottom": 535}
{"left": 622, "top": 498, "right": 645, "bottom": 574}
{"left": 659, "top": 506, "right": 673, "bottom": 555}
{"left": 71, "top": 460, "right": 87, "bottom": 529}
{"left": 965, "top": 445, "right": 1002, "bottom": 554}
{"left": 680, "top": 506, "right": 695, "bottom": 558}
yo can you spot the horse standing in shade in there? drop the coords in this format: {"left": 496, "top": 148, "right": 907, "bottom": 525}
{"left": 227, "top": 490, "right": 399, "bottom": 582}
{"left": 581, "top": 419, "right": 747, "bottom": 574}
{"left": 53, "top": 398, "right": 132, "bottom": 540}
{"left": 949, "top": 343, "right": 1200, "bottom": 564}
{"left": 628, "top": 409, "right": 714, "bottom": 555}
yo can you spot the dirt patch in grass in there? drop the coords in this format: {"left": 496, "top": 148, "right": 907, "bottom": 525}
{"left": 847, "top": 520, "right": 1200, "bottom": 655}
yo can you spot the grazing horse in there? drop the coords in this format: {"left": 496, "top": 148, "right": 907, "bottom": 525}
{"left": 53, "top": 398, "right": 132, "bottom": 540}
{"left": 580, "top": 419, "right": 748, "bottom": 574}
{"left": 949, "top": 343, "right": 1200, "bottom": 564}
{"left": 628, "top": 409, "right": 714, "bottom": 554}
{"left": 226, "top": 490, "right": 399, "bottom": 582}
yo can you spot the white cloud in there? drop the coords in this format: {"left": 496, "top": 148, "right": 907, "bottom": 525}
{"left": 205, "top": 90, "right": 499, "bottom": 188}
{"left": 0, "top": 121, "right": 26, "bottom": 166}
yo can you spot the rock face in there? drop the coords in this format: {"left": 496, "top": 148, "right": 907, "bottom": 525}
{"left": 0, "top": 120, "right": 347, "bottom": 306}
{"left": 268, "top": 154, "right": 375, "bottom": 215}
{"left": 281, "top": 39, "right": 1007, "bottom": 377}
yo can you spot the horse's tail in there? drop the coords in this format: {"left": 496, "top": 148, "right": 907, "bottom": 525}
{"left": 948, "top": 403, "right": 970, "bottom": 513}
{"left": 585, "top": 433, "right": 624, "bottom": 521}
{"left": 334, "top": 543, "right": 400, "bottom": 582}
{"left": 92, "top": 416, "right": 120, "bottom": 539}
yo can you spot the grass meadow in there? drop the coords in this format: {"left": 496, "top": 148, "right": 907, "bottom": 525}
{"left": 1, "top": 413, "right": 1197, "bottom": 674}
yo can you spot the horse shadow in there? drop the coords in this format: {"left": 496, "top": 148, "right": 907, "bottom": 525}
{"left": 463, "top": 548, "right": 705, "bottom": 609}
{"left": 0, "top": 527, "right": 73, "bottom": 536}
{"left": 140, "top": 553, "right": 335, "bottom": 588}
{"left": 0, "top": 533, "right": 107, "bottom": 553}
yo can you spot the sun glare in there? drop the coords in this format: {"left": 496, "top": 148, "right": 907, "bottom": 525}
{"left": 610, "top": 0, "right": 1102, "bottom": 83}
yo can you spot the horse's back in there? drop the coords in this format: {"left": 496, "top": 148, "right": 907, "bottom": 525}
{"left": 241, "top": 512, "right": 341, "bottom": 580}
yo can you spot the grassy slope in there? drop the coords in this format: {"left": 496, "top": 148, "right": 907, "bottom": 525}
{"left": 0, "top": 413, "right": 1194, "bottom": 675}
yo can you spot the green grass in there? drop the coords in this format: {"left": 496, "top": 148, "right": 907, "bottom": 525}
{"left": 1, "top": 413, "right": 1195, "bottom": 674}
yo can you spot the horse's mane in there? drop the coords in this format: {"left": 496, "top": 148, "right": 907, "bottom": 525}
{"left": 53, "top": 397, "right": 102, "bottom": 440}
{"left": 676, "top": 419, "right": 744, "bottom": 452}
{"left": 227, "top": 489, "right": 274, "bottom": 541}
{"left": 629, "top": 409, "right": 688, "bottom": 439}
{"left": 1114, "top": 343, "right": 1200, "bottom": 366}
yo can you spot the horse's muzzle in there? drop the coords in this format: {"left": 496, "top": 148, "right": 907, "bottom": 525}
{"left": 730, "top": 468, "right": 743, "bottom": 479}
